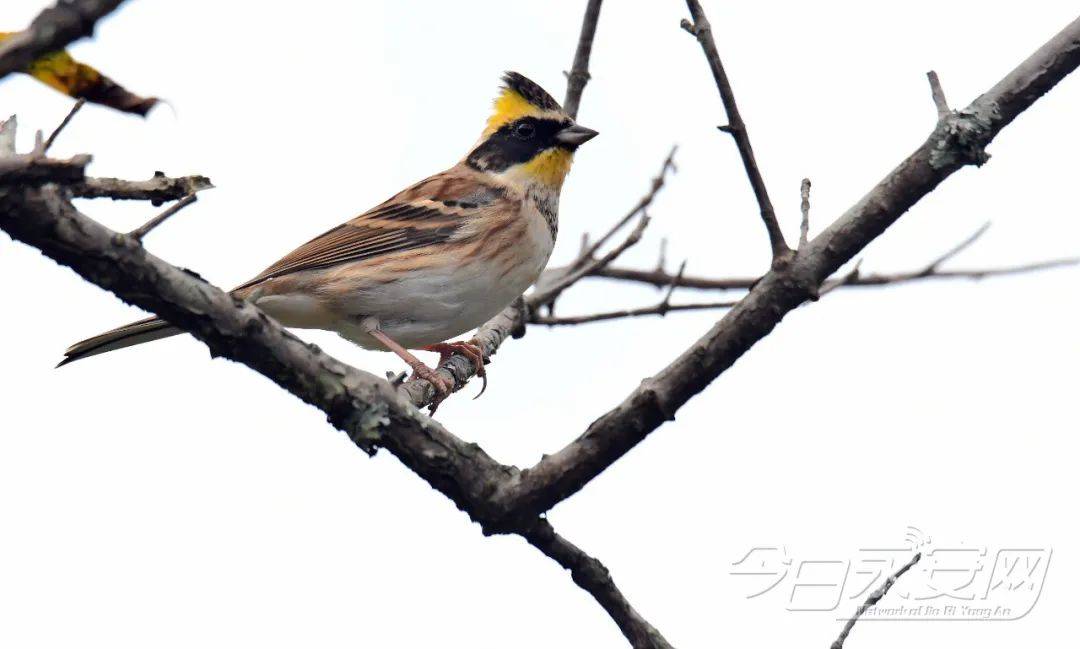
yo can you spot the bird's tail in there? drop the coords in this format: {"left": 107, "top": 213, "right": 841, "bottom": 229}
{"left": 58, "top": 316, "right": 182, "bottom": 367}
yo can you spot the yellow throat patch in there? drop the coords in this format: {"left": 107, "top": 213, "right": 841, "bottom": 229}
{"left": 517, "top": 148, "right": 574, "bottom": 189}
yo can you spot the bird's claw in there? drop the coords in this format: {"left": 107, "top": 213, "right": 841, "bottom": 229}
{"left": 423, "top": 340, "right": 487, "bottom": 400}
{"left": 405, "top": 362, "right": 452, "bottom": 414}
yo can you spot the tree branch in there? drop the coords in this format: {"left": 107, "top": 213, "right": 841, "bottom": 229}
{"left": 6, "top": 4, "right": 1079, "bottom": 647}
{"left": 831, "top": 553, "right": 921, "bottom": 649}
{"left": 532, "top": 299, "right": 737, "bottom": 326}
{"left": 42, "top": 98, "right": 86, "bottom": 153}
{"left": 0, "top": 153, "right": 667, "bottom": 649}
{"left": 0, "top": 2, "right": 674, "bottom": 644}
{"left": 592, "top": 258, "right": 1078, "bottom": 290}
{"left": 563, "top": 0, "right": 604, "bottom": 120}
{"left": 72, "top": 172, "right": 215, "bottom": 203}
{"left": 128, "top": 193, "right": 197, "bottom": 241}
{"left": 0, "top": 0, "right": 126, "bottom": 81}
{"left": 487, "top": 14, "right": 1080, "bottom": 519}
{"left": 680, "top": 0, "right": 789, "bottom": 261}
{"left": 0, "top": 150, "right": 91, "bottom": 185}
{"left": 522, "top": 519, "right": 674, "bottom": 649}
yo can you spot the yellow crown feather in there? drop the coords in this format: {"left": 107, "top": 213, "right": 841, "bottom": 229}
{"left": 483, "top": 72, "right": 565, "bottom": 137}
{"left": 484, "top": 88, "right": 543, "bottom": 136}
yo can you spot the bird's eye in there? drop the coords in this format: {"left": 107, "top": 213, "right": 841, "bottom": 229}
{"left": 514, "top": 122, "right": 535, "bottom": 139}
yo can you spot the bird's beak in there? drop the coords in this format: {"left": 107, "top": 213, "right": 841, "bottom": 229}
{"left": 555, "top": 123, "right": 599, "bottom": 149}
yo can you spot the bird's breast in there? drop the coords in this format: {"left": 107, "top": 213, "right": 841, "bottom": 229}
{"left": 334, "top": 195, "right": 556, "bottom": 348}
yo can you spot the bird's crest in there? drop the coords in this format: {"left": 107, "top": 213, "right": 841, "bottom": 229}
{"left": 484, "top": 71, "right": 565, "bottom": 136}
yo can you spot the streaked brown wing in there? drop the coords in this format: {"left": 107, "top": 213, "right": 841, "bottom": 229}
{"left": 236, "top": 171, "right": 511, "bottom": 291}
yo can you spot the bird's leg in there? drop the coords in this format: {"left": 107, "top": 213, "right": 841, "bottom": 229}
{"left": 421, "top": 339, "right": 488, "bottom": 399}
{"left": 367, "top": 329, "right": 451, "bottom": 402}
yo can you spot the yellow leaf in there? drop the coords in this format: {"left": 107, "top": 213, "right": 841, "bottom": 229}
{"left": 0, "top": 31, "right": 158, "bottom": 116}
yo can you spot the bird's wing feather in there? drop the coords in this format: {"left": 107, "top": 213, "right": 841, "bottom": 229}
{"left": 235, "top": 171, "right": 513, "bottom": 291}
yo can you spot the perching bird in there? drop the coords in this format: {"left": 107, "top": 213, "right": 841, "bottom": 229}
{"left": 59, "top": 72, "right": 598, "bottom": 403}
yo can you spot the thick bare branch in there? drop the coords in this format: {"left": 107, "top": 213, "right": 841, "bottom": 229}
{"left": 681, "top": 0, "right": 789, "bottom": 260}
{"left": 0, "top": 0, "right": 126, "bottom": 81}
{"left": 831, "top": 553, "right": 921, "bottom": 649}
{"left": 1, "top": 139, "right": 666, "bottom": 649}
{"left": 563, "top": 0, "right": 604, "bottom": 119}
{"left": 0, "top": 151, "right": 91, "bottom": 185}
{"left": 488, "top": 14, "right": 1080, "bottom": 519}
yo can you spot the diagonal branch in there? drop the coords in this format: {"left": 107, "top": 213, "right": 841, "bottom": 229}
{"left": 523, "top": 519, "right": 674, "bottom": 649}
{"left": 831, "top": 553, "right": 921, "bottom": 649}
{"left": 42, "top": 98, "right": 86, "bottom": 153}
{"left": 488, "top": 13, "right": 1080, "bottom": 519}
{"left": 128, "top": 193, "right": 198, "bottom": 241}
{"left": 0, "top": 3, "right": 673, "bottom": 646}
{"left": 0, "top": 148, "right": 667, "bottom": 649}
{"left": 681, "top": 0, "right": 789, "bottom": 261}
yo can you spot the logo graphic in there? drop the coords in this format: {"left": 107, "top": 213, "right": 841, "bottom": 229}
{"left": 728, "top": 528, "right": 1050, "bottom": 620}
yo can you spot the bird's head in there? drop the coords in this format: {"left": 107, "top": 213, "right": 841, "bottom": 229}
{"left": 466, "top": 71, "right": 598, "bottom": 190}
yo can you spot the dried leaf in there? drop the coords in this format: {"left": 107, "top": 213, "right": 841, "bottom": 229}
{"left": 0, "top": 32, "right": 158, "bottom": 116}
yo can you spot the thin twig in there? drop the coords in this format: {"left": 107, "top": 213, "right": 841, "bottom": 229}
{"left": 534, "top": 211, "right": 651, "bottom": 306}
{"left": 927, "top": 70, "right": 950, "bottom": 119}
{"left": 578, "top": 147, "right": 677, "bottom": 265}
{"left": 831, "top": 553, "right": 922, "bottom": 649}
{"left": 42, "top": 99, "right": 86, "bottom": 153}
{"left": 681, "top": 0, "right": 789, "bottom": 260}
{"left": 917, "top": 221, "right": 990, "bottom": 275}
{"left": 563, "top": 0, "right": 604, "bottom": 119}
{"left": 532, "top": 300, "right": 737, "bottom": 326}
{"left": 587, "top": 217, "right": 1074, "bottom": 293}
{"left": 128, "top": 194, "right": 198, "bottom": 241}
{"left": 595, "top": 256, "right": 1078, "bottom": 291}
{"left": 799, "top": 178, "right": 812, "bottom": 249}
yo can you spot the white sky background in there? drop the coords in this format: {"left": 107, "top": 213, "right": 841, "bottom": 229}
{"left": 2, "top": 1, "right": 1078, "bottom": 647}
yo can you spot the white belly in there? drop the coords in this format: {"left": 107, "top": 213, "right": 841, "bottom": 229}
{"left": 337, "top": 214, "right": 553, "bottom": 349}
